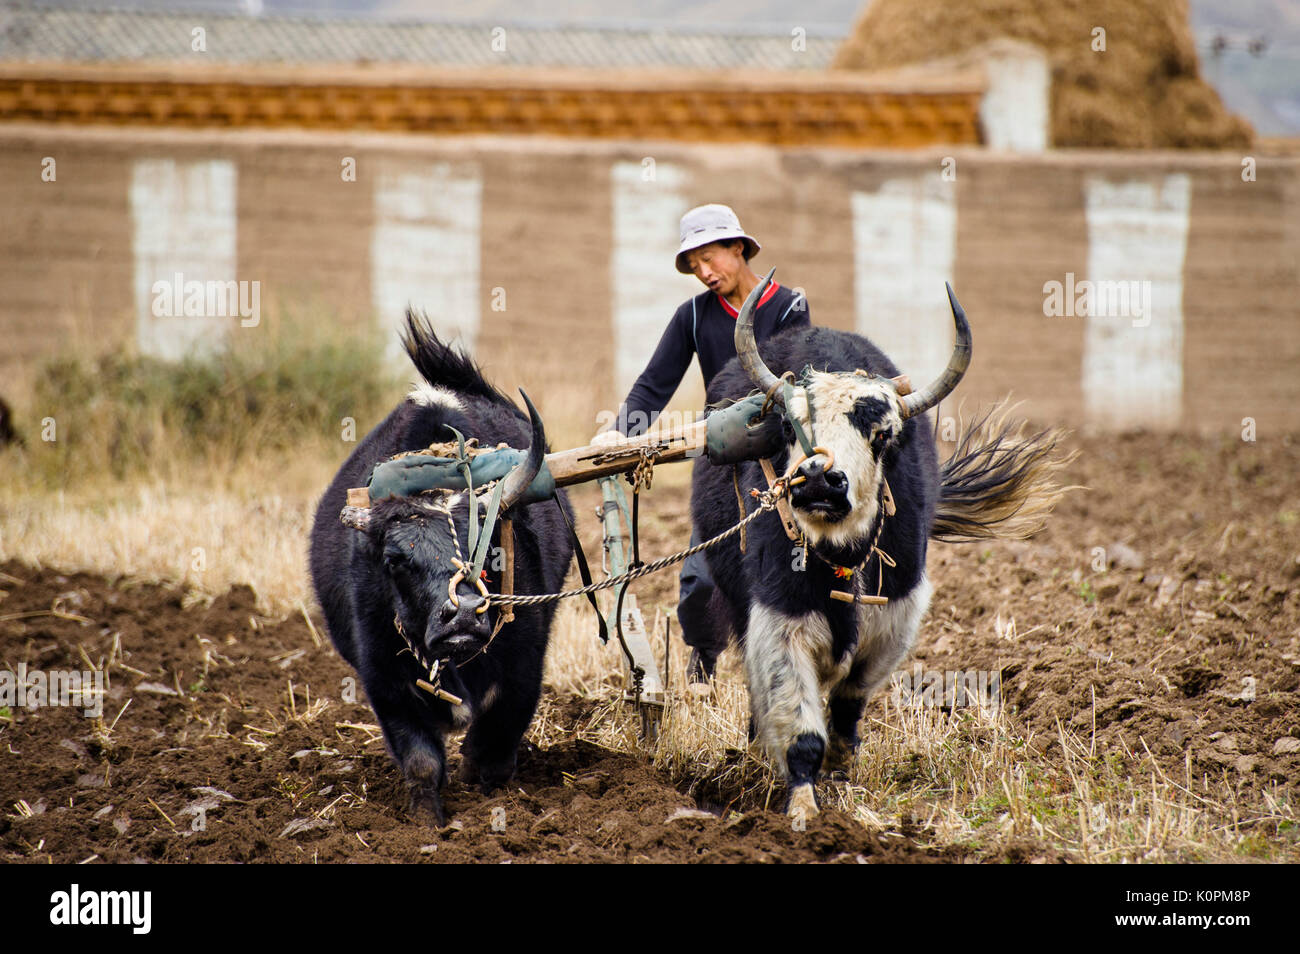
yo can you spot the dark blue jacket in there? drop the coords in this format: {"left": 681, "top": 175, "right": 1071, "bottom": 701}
{"left": 615, "top": 283, "right": 810, "bottom": 437}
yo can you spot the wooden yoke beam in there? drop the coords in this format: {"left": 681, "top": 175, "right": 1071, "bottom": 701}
{"left": 543, "top": 420, "right": 708, "bottom": 487}
{"left": 346, "top": 420, "right": 709, "bottom": 507}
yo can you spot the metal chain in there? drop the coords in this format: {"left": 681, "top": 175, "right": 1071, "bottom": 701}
{"left": 628, "top": 446, "right": 657, "bottom": 493}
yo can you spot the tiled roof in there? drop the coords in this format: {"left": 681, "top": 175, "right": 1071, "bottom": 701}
{"left": 0, "top": 5, "right": 841, "bottom": 70}
{"left": 0, "top": 63, "right": 984, "bottom": 147}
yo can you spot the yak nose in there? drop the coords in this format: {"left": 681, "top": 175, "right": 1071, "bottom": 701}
{"left": 793, "top": 455, "right": 850, "bottom": 509}
{"left": 437, "top": 593, "right": 491, "bottom": 640}
{"left": 431, "top": 595, "right": 490, "bottom": 661}
{"left": 797, "top": 456, "right": 846, "bottom": 488}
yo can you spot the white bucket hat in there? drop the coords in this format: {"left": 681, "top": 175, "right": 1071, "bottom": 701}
{"left": 675, "top": 204, "right": 761, "bottom": 274}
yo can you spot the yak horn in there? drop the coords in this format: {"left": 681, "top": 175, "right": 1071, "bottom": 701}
{"left": 900, "top": 283, "right": 972, "bottom": 420}
{"left": 500, "top": 388, "right": 546, "bottom": 510}
{"left": 340, "top": 505, "right": 371, "bottom": 532}
{"left": 734, "top": 267, "right": 784, "bottom": 403}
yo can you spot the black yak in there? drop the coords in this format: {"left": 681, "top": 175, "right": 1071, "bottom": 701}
{"left": 308, "top": 312, "right": 573, "bottom": 825}
{"left": 691, "top": 272, "right": 1069, "bottom": 819}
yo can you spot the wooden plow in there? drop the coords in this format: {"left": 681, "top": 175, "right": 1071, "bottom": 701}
{"left": 549, "top": 422, "right": 720, "bottom": 735}
{"left": 596, "top": 474, "right": 666, "bottom": 738}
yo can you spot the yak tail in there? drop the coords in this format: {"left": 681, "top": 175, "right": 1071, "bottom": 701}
{"left": 931, "top": 400, "right": 1080, "bottom": 544}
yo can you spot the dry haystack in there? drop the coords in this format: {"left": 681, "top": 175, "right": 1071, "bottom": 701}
{"left": 833, "top": 0, "right": 1252, "bottom": 149}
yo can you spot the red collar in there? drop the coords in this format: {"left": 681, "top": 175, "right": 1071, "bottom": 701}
{"left": 717, "top": 281, "right": 780, "bottom": 318}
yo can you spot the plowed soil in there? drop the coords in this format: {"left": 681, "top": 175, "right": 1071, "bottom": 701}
{"left": 2, "top": 431, "right": 1297, "bottom": 863}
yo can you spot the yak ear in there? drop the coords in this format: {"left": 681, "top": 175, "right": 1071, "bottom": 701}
{"left": 340, "top": 505, "right": 372, "bottom": 532}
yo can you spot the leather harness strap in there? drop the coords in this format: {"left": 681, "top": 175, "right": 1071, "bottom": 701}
{"left": 553, "top": 498, "right": 609, "bottom": 644}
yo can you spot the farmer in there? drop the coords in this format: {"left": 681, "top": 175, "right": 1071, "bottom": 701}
{"left": 593, "top": 204, "right": 811, "bottom": 689}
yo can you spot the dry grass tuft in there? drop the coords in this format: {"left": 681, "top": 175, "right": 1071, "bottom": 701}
{"left": 0, "top": 474, "right": 319, "bottom": 616}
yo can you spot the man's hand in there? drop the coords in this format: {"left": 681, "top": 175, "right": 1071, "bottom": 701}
{"left": 590, "top": 429, "right": 624, "bottom": 448}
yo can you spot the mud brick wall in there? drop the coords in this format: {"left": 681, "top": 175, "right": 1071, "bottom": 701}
{"left": 1, "top": 124, "right": 1295, "bottom": 436}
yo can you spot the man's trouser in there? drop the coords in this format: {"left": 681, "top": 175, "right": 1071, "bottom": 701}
{"left": 676, "top": 528, "right": 727, "bottom": 672}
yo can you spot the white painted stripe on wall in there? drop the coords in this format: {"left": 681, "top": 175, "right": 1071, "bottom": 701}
{"left": 610, "top": 160, "right": 701, "bottom": 401}
{"left": 372, "top": 162, "right": 482, "bottom": 364}
{"left": 851, "top": 173, "right": 957, "bottom": 391}
{"left": 1082, "top": 174, "right": 1191, "bottom": 429}
{"left": 129, "top": 158, "right": 237, "bottom": 360}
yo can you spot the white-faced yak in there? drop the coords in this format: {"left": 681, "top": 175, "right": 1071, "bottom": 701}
{"left": 691, "top": 271, "right": 1070, "bottom": 819}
